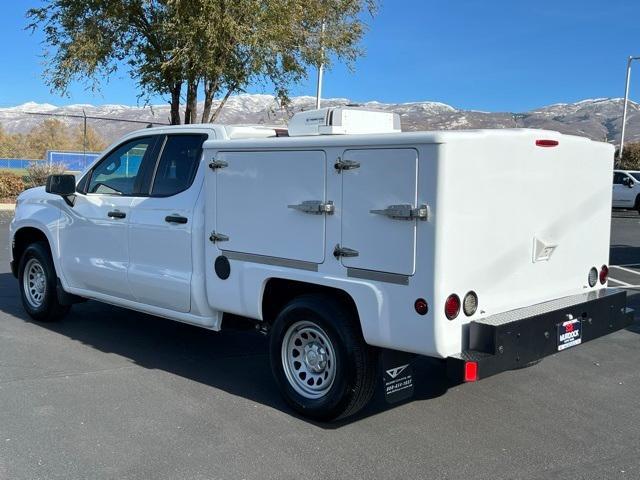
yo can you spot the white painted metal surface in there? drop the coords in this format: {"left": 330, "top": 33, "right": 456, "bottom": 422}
{"left": 128, "top": 191, "right": 195, "bottom": 313}
{"left": 59, "top": 193, "right": 134, "bottom": 299}
{"left": 431, "top": 131, "right": 613, "bottom": 355}
{"left": 213, "top": 150, "right": 327, "bottom": 263}
{"left": 340, "top": 148, "right": 419, "bottom": 275}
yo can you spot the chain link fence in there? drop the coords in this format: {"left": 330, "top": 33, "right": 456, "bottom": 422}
{"left": 0, "top": 110, "right": 169, "bottom": 172}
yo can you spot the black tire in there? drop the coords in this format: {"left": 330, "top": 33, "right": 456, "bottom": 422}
{"left": 269, "top": 294, "right": 377, "bottom": 421}
{"left": 18, "top": 242, "right": 70, "bottom": 322}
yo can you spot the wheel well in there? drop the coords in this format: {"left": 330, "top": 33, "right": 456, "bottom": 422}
{"left": 262, "top": 278, "right": 360, "bottom": 327}
{"left": 13, "top": 227, "right": 51, "bottom": 267}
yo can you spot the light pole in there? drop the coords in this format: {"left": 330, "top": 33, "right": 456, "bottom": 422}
{"left": 620, "top": 56, "right": 640, "bottom": 157}
{"left": 315, "top": 21, "right": 326, "bottom": 110}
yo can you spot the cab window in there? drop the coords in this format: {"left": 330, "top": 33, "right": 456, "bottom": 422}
{"left": 87, "top": 137, "right": 154, "bottom": 195}
{"left": 150, "top": 134, "right": 206, "bottom": 196}
{"left": 613, "top": 172, "right": 626, "bottom": 185}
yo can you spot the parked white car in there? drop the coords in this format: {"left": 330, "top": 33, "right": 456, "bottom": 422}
{"left": 612, "top": 169, "right": 640, "bottom": 212}
{"left": 9, "top": 108, "right": 633, "bottom": 420}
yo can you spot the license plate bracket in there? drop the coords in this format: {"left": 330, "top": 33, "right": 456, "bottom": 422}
{"left": 557, "top": 318, "right": 582, "bottom": 351}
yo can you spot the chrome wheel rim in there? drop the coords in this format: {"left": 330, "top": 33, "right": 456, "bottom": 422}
{"left": 281, "top": 321, "right": 336, "bottom": 399}
{"left": 23, "top": 258, "right": 46, "bottom": 309}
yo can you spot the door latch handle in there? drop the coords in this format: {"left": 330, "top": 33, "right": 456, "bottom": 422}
{"left": 209, "top": 231, "right": 229, "bottom": 243}
{"left": 165, "top": 215, "right": 188, "bottom": 224}
{"left": 107, "top": 210, "right": 126, "bottom": 219}
{"left": 333, "top": 244, "right": 359, "bottom": 258}
{"left": 288, "top": 200, "right": 335, "bottom": 215}
{"left": 208, "top": 160, "right": 228, "bottom": 170}
{"left": 370, "top": 204, "right": 429, "bottom": 221}
{"left": 334, "top": 158, "right": 360, "bottom": 172}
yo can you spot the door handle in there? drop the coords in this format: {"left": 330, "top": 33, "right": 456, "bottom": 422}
{"left": 107, "top": 210, "right": 126, "bottom": 219}
{"left": 370, "top": 204, "right": 429, "bottom": 221}
{"left": 165, "top": 215, "right": 188, "bottom": 224}
{"left": 288, "top": 200, "right": 335, "bottom": 215}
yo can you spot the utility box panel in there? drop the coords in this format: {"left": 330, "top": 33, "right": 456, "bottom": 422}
{"left": 214, "top": 150, "right": 327, "bottom": 263}
{"left": 339, "top": 148, "right": 419, "bottom": 276}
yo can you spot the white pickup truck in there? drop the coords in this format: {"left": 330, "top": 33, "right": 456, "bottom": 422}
{"left": 612, "top": 169, "right": 640, "bottom": 212}
{"left": 9, "top": 108, "right": 633, "bottom": 420}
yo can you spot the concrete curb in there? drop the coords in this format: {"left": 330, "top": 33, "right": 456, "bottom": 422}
{"left": 0, "top": 204, "right": 16, "bottom": 211}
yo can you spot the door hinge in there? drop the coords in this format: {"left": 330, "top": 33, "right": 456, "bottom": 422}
{"left": 209, "top": 231, "right": 229, "bottom": 243}
{"left": 288, "top": 200, "right": 335, "bottom": 215}
{"left": 333, "top": 244, "right": 359, "bottom": 259}
{"left": 209, "top": 159, "right": 228, "bottom": 170}
{"left": 334, "top": 157, "right": 360, "bottom": 172}
{"left": 370, "top": 204, "right": 429, "bottom": 221}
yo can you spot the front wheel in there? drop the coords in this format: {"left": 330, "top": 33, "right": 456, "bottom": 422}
{"left": 269, "top": 294, "right": 377, "bottom": 421}
{"left": 18, "top": 242, "right": 70, "bottom": 322}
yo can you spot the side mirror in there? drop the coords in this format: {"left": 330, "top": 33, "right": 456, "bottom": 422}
{"left": 46, "top": 174, "right": 76, "bottom": 205}
{"left": 622, "top": 177, "right": 633, "bottom": 188}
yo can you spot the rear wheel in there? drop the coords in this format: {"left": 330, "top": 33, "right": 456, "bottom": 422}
{"left": 18, "top": 242, "right": 70, "bottom": 322}
{"left": 269, "top": 294, "right": 377, "bottom": 421}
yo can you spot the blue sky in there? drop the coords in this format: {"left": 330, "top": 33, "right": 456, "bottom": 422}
{"left": 0, "top": 0, "right": 638, "bottom": 111}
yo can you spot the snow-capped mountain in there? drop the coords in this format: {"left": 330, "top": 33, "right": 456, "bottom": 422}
{"left": 1, "top": 95, "right": 638, "bottom": 145}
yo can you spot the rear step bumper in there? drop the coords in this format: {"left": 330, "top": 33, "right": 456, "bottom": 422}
{"left": 447, "top": 289, "right": 634, "bottom": 383}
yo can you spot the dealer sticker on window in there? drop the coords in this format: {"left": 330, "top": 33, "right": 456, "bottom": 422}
{"left": 557, "top": 318, "right": 582, "bottom": 351}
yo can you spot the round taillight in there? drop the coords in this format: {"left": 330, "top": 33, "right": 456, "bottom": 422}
{"left": 445, "top": 294, "right": 461, "bottom": 320}
{"left": 414, "top": 298, "right": 429, "bottom": 315}
{"left": 599, "top": 265, "right": 609, "bottom": 285}
{"left": 463, "top": 291, "right": 478, "bottom": 316}
{"left": 588, "top": 267, "right": 598, "bottom": 287}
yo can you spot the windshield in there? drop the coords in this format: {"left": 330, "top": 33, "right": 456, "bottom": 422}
{"left": 631, "top": 173, "right": 640, "bottom": 182}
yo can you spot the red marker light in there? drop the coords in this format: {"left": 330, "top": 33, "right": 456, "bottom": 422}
{"left": 414, "top": 298, "right": 429, "bottom": 315}
{"left": 536, "top": 139, "right": 559, "bottom": 147}
{"left": 464, "top": 361, "right": 478, "bottom": 382}
{"left": 599, "top": 265, "right": 609, "bottom": 285}
{"left": 444, "top": 294, "right": 461, "bottom": 320}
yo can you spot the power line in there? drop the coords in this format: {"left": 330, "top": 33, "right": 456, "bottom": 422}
{"left": 13, "top": 110, "right": 170, "bottom": 126}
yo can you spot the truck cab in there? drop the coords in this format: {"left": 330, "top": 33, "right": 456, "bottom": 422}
{"left": 9, "top": 109, "right": 633, "bottom": 421}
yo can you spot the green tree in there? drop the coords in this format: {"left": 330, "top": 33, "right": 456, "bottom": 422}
{"left": 620, "top": 142, "right": 640, "bottom": 170}
{"left": 28, "top": 0, "right": 376, "bottom": 125}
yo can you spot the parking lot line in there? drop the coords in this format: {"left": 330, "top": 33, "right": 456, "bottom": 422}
{"left": 610, "top": 265, "right": 640, "bottom": 277}
{"left": 608, "top": 277, "right": 634, "bottom": 287}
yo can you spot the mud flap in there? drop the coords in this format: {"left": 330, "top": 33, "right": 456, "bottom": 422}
{"left": 56, "top": 278, "right": 86, "bottom": 306}
{"left": 380, "top": 349, "right": 416, "bottom": 404}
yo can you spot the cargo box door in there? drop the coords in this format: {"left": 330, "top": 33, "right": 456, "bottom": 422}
{"left": 340, "top": 148, "right": 418, "bottom": 275}
{"left": 215, "top": 150, "right": 326, "bottom": 263}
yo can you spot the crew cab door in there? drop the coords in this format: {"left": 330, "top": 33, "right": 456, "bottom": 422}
{"left": 339, "top": 148, "right": 419, "bottom": 276}
{"left": 60, "top": 136, "right": 159, "bottom": 299}
{"left": 127, "top": 134, "right": 207, "bottom": 313}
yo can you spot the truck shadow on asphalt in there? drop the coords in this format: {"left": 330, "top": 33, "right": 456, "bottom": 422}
{"left": 0, "top": 272, "right": 450, "bottom": 428}
{"left": 610, "top": 244, "right": 640, "bottom": 266}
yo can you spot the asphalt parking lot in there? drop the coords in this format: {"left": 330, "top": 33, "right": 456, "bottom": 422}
{"left": 0, "top": 209, "right": 639, "bottom": 480}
